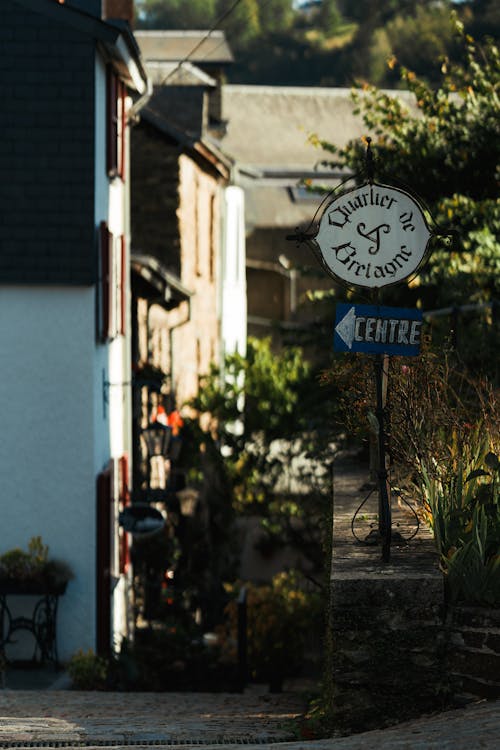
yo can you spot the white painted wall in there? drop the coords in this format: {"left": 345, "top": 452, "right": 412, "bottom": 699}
{"left": 95, "top": 54, "right": 133, "bottom": 469}
{"left": 95, "top": 52, "right": 134, "bottom": 649}
{"left": 0, "top": 286, "right": 98, "bottom": 661}
{"left": 221, "top": 185, "right": 247, "bottom": 360}
{"left": 94, "top": 53, "right": 111, "bottom": 477}
{"left": 0, "top": 41, "right": 136, "bottom": 668}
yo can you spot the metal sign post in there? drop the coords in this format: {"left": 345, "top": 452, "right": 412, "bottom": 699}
{"left": 334, "top": 301, "right": 423, "bottom": 558}
{"left": 374, "top": 353, "right": 391, "bottom": 561}
{"left": 287, "top": 139, "right": 438, "bottom": 562}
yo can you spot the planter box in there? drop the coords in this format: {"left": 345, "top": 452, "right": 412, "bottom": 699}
{"left": 0, "top": 579, "right": 68, "bottom": 596}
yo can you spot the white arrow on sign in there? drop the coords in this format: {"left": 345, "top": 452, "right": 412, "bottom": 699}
{"left": 335, "top": 305, "right": 356, "bottom": 349}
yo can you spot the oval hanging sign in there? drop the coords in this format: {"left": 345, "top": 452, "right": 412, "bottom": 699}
{"left": 314, "top": 182, "right": 431, "bottom": 289}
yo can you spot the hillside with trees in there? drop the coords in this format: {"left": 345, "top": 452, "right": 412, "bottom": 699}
{"left": 135, "top": 0, "right": 500, "bottom": 87}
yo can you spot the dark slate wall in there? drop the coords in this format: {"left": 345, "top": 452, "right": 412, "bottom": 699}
{"left": 66, "top": 0, "right": 102, "bottom": 16}
{"left": 0, "top": 2, "right": 96, "bottom": 284}
{"left": 130, "top": 121, "right": 182, "bottom": 278}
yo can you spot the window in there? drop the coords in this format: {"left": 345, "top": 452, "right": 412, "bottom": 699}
{"left": 209, "top": 193, "right": 216, "bottom": 282}
{"left": 99, "top": 221, "right": 112, "bottom": 341}
{"left": 106, "top": 66, "right": 126, "bottom": 179}
{"left": 98, "top": 222, "right": 126, "bottom": 341}
{"left": 194, "top": 177, "right": 201, "bottom": 276}
{"left": 117, "top": 235, "right": 127, "bottom": 336}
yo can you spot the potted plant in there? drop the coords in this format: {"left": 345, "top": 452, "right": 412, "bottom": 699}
{"left": 0, "top": 536, "right": 74, "bottom": 595}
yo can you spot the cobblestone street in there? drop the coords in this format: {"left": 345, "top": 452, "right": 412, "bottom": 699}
{"left": 0, "top": 687, "right": 499, "bottom": 749}
{"left": 0, "top": 686, "right": 306, "bottom": 747}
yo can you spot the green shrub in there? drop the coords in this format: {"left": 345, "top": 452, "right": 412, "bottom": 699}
{"left": 445, "top": 505, "right": 500, "bottom": 605}
{"left": 421, "top": 431, "right": 500, "bottom": 605}
{"left": 222, "top": 571, "right": 322, "bottom": 688}
{"left": 67, "top": 649, "right": 108, "bottom": 690}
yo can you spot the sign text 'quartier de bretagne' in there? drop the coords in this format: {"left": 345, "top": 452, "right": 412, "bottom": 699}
{"left": 315, "top": 183, "right": 431, "bottom": 289}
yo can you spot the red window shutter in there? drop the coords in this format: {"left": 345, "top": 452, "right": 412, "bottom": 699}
{"left": 118, "top": 454, "right": 130, "bottom": 575}
{"left": 99, "top": 221, "right": 113, "bottom": 341}
{"left": 119, "top": 79, "right": 126, "bottom": 180}
{"left": 96, "top": 465, "right": 112, "bottom": 656}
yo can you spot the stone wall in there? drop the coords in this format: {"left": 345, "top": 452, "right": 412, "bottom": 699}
{"left": 130, "top": 121, "right": 223, "bottom": 407}
{"left": 131, "top": 122, "right": 181, "bottom": 276}
{"left": 329, "top": 460, "right": 500, "bottom": 734}
{"left": 330, "top": 568, "right": 447, "bottom": 733}
{"left": 329, "top": 460, "right": 448, "bottom": 734}
{"left": 446, "top": 605, "right": 500, "bottom": 701}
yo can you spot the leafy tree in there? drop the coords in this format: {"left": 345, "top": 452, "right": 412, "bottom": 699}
{"left": 306, "top": 18, "right": 500, "bottom": 379}
{"left": 364, "top": 26, "right": 393, "bottom": 85}
{"left": 135, "top": 0, "right": 217, "bottom": 29}
{"left": 189, "top": 337, "right": 339, "bottom": 576}
{"left": 336, "top": 0, "right": 444, "bottom": 26}
{"left": 309, "top": 17, "right": 500, "bottom": 376}
{"left": 134, "top": 0, "right": 498, "bottom": 87}
{"left": 464, "top": 0, "right": 500, "bottom": 40}
{"left": 215, "top": 0, "right": 261, "bottom": 48}
{"left": 384, "top": 4, "right": 458, "bottom": 85}
{"left": 332, "top": 1, "right": 500, "bottom": 88}
{"left": 193, "top": 336, "right": 314, "bottom": 454}
{"left": 315, "top": 0, "right": 342, "bottom": 36}
{"left": 258, "top": 0, "right": 294, "bottom": 34}
{"left": 230, "top": 31, "right": 341, "bottom": 85}
{"left": 336, "top": 0, "right": 457, "bottom": 86}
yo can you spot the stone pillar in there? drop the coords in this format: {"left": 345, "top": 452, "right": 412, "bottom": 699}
{"left": 102, "top": 0, "right": 134, "bottom": 23}
{"left": 328, "top": 459, "right": 447, "bottom": 733}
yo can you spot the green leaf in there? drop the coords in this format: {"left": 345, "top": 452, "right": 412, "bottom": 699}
{"left": 466, "top": 469, "right": 490, "bottom": 481}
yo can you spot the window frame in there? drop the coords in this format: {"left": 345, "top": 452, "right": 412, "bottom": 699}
{"left": 106, "top": 66, "right": 126, "bottom": 180}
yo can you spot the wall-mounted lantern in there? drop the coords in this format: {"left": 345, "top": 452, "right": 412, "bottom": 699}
{"left": 176, "top": 487, "right": 199, "bottom": 517}
{"left": 142, "top": 422, "right": 172, "bottom": 458}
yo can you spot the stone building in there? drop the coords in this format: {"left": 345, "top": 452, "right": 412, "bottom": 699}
{"left": 130, "top": 32, "right": 246, "bottom": 491}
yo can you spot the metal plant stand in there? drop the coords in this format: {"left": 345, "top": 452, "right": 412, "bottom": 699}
{"left": 0, "top": 587, "right": 63, "bottom": 667}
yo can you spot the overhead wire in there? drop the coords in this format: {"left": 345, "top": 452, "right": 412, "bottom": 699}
{"left": 156, "top": 0, "right": 247, "bottom": 87}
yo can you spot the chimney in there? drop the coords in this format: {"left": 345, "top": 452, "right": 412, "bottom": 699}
{"left": 102, "top": 0, "right": 134, "bottom": 24}
{"left": 64, "top": 0, "right": 102, "bottom": 17}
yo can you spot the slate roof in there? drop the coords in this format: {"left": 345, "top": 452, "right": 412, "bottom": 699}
{"left": 139, "top": 87, "right": 231, "bottom": 178}
{"left": 134, "top": 30, "right": 233, "bottom": 64}
{"left": 244, "top": 182, "right": 339, "bottom": 230}
{"left": 217, "top": 85, "right": 415, "bottom": 172}
{"left": 143, "top": 86, "right": 207, "bottom": 141}
{"left": 131, "top": 253, "right": 192, "bottom": 309}
{"left": 144, "top": 60, "right": 216, "bottom": 87}
{"left": 213, "top": 85, "right": 417, "bottom": 228}
{"left": 21, "top": 0, "right": 148, "bottom": 94}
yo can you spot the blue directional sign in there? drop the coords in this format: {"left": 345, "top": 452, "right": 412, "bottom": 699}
{"left": 334, "top": 303, "right": 423, "bottom": 356}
